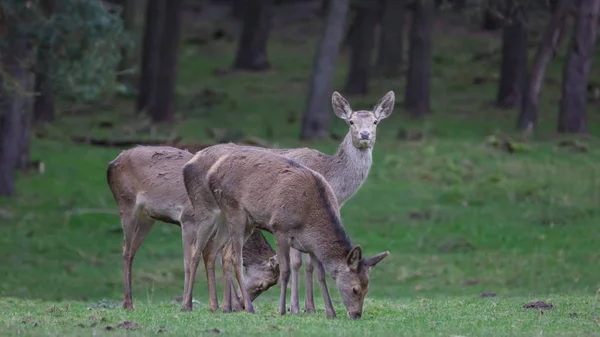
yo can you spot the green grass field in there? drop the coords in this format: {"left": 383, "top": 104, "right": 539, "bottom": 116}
{"left": 1, "top": 10, "right": 600, "bottom": 336}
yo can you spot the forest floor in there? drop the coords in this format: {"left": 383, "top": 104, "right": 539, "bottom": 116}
{"left": 1, "top": 6, "right": 600, "bottom": 337}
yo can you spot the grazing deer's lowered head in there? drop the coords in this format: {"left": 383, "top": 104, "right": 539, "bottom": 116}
{"left": 183, "top": 145, "right": 390, "bottom": 318}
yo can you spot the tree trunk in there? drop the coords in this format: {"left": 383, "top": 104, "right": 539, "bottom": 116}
{"left": 375, "top": 0, "right": 406, "bottom": 78}
{"left": 405, "top": 0, "right": 433, "bottom": 117}
{"left": 117, "top": 0, "right": 137, "bottom": 84}
{"left": 33, "top": 53, "right": 55, "bottom": 123}
{"left": 300, "top": 0, "right": 350, "bottom": 140}
{"left": 344, "top": 0, "right": 379, "bottom": 95}
{"left": 18, "top": 71, "right": 34, "bottom": 170}
{"left": 136, "top": 0, "right": 165, "bottom": 113}
{"left": 148, "top": 0, "right": 183, "bottom": 123}
{"left": 517, "top": 0, "right": 570, "bottom": 130}
{"left": 557, "top": 0, "right": 600, "bottom": 133}
{"left": 33, "top": 0, "right": 56, "bottom": 124}
{"left": 233, "top": 0, "right": 273, "bottom": 71}
{"left": 0, "top": 33, "right": 34, "bottom": 197}
{"left": 481, "top": 7, "right": 502, "bottom": 31}
{"left": 232, "top": 0, "right": 245, "bottom": 19}
{"left": 496, "top": 0, "right": 528, "bottom": 109}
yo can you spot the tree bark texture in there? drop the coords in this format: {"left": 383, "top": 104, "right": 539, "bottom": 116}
{"left": 233, "top": 0, "right": 273, "bottom": 71}
{"left": 557, "top": 0, "right": 600, "bottom": 133}
{"left": 344, "top": 0, "right": 378, "bottom": 95}
{"left": 517, "top": 0, "right": 570, "bottom": 130}
{"left": 0, "top": 28, "right": 34, "bottom": 197}
{"left": 148, "top": 0, "right": 183, "bottom": 123}
{"left": 117, "top": 0, "right": 137, "bottom": 84}
{"left": 300, "top": 0, "right": 350, "bottom": 140}
{"left": 137, "top": 0, "right": 165, "bottom": 113}
{"left": 496, "top": 0, "right": 528, "bottom": 109}
{"left": 405, "top": 0, "right": 433, "bottom": 117}
{"left": 375, "top": 0, "right": 406, "bottom": 78}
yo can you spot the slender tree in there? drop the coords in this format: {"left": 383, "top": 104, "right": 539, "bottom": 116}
{"left": 557, "top": 0, "right": 600, "bottom": 133}
{"left": 137, "top": 0, "right": 164, "bottom": 113}
{"left": 233, "top": 0, "right": 273, "bottom": 71}
{"left": 147, "top": 0, "right": 183, "bottom": 123}
{"left": 496, "top": 0, "right": 528, "bottom": 109}
{"left": 0, "top": 5, "right": 34, "bottom": 196}
{"left": 301, "top": 0, "right": 350, "bottom": 140}
{"left": 33, "top": 0, "right": 57, "bottom": 124}
{"left": 517, "top": 0, "right": 570, "bottom": 130}
{"left": 375, "top": 0, "right": 406, "bottom": 78}
{"left": 405, "top": 0, "right": 434, "bottom": 117}
{"left": 344, "top": 0, "right": 379, "bottom": 95}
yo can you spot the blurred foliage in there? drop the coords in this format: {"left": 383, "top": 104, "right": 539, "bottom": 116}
{"left": 0, "top": 0, "right": 131, "bottom": 103}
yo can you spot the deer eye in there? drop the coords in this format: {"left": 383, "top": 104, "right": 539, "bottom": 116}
{"left": 373, "top": 120, "right": 378, "bottom": 125}
{"left": 352, "top": 287, "right": 359, "bottom": 295}
{"left": 349, "top": 121, "right": 354, "bottom": 125}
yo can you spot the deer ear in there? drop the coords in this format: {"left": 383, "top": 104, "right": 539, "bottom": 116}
{"left": 364, "top": 251, "right": 389, "bottom": 269}
{"left": 373, "top": 91, "right": 395, "bottom": 120}
{"left": 332, "top": 91, "right": 353, "bottom": 120}
{"left": 346, "top": 245, "right": 362, "bottom": 271}
{"left": 268, "top": 255, "right": 279, "bottom": 269}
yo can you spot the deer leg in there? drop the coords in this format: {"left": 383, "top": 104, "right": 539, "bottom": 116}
{"left": 202, "top": 232, "right": 220, "bottom": 312}
{"left": 275, "top": 235, "right": 291, "bottom": 316}
{"left": 221, "top": 240, "right": 234, "bottom": 313}
{"left": 181, "top": 211, "right": 218, "bottom": 312}
{"left": 289, "top": 248, "right": 302, "bottom": 314}
{"left": 203, "top": 214, "right": 229, "bottom": 312}
{"left": 311, "top": 254, "right": 336, "bottom": 319}
{"left": 304, "top": 253, "right": 316, "bottom": 313}
{"left": 121, "top": 210, "right": 154, "bottom": 311}
{"left": 231, "top": 281, "right": 244, "bottom": 312}
{"left": 231, "top": 224, "right": 255, "bottom": 313}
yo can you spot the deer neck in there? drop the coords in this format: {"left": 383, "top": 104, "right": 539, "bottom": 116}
{"left": 327, "top": 133, "right": 373, "bottom": 205}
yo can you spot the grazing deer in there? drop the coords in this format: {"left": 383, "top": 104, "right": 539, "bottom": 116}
{"left": 106, "top": 146, "right": 279, "bottom": 311}
{"left": 182, "top": 145, "right": 389, "bottom": 319}
{"left": 218, "top": 91, "right": 395, "bottom": 314}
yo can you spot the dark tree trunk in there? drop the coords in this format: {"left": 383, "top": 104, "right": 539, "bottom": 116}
{"left": 18, "top": 71, "right": 34, "bottom": 170}
{"left": 496, "top": 0, "right": 528, "bottom": 109}
{"left": 232, "top": 0, "right": 245, "bottom": 19}
{"left": 33, "top": 0, "right": 56, "bottom": 124}
{"left": 148, "top": 0, "right": 183, "bottom": 123}
{"left": 405, "top": 0, "right": 433, "bottom": 117}
{"left": 318, "top": 0, "right": 331, "bottom": 17}
{"left": 233, "top": 0, "right": 273, "bottom": 71}
{"left": 344, "top": 0, "right": 379, "bottom": 95}
{"left": 33, "top": 54, "right": 55, "bottom": 123}
{"left": 481, "top": 7, "right": 502, "bottom": 31}
{"left": 300, "top": 0, "right": 350, "bottom": 140}
{"left": 0, "top": 31, "right": 34, "bottom": 197}
{"left": 375, "top": 0, "right": 406, "bottom": 78}
{"left": 517, "top": 0, "right": 570, "bottom": 130}
{"left": 117, "top": 0, "right": 137, "bottom": 84}
{"left": 137, "top": 0, "right": 165, "bottom": 113}
{"left": 557, "top": 0, "right": 600, "bottom": 133}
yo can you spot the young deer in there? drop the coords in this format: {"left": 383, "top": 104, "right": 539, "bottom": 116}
{"left": 219, "top": 91, "right": 395, "bottom": 314}
{"left": 106, "top": 146, "right": 279, "bottom": 311}
{"left": 182, "top": 145, "right": 389, "bottom": 319}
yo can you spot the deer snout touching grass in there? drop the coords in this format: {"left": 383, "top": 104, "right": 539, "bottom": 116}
{"left": 220, "top": 91, "right": 395, "bottom": 315}
{"left": 182, "top": 144, "right": 389, "bottom": 318}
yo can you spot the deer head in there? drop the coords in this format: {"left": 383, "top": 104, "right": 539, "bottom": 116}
{"left": 332, "top": 91, "right": 395, "bottom": 150}
{"left": 334, "top": 246, "right": 389, "bottom": 319}
{"left": 245, "top": 255, "right": 279, "bottom": 301}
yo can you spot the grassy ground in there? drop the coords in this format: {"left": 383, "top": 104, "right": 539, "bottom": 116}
{"left": 2, "top": 8, "right": 600, "bottom": 336}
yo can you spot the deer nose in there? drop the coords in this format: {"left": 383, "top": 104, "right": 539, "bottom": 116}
{"left": 348, "top": 311, "right": 362, "bottom": 320}
{"left": 360, "top": 131, "right": 370, "bottom": 140}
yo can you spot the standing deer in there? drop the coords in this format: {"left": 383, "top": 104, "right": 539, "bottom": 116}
{"left": 182, "top": 144, "right": 389, "bottom": 319}
{"left": 106, "top": 146, "right": 279, "bottom": 311}
{"left": 218, "top": 91, "right": 395, "bottom": 314}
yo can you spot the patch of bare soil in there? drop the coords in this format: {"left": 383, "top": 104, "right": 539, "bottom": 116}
{"left": 523, "top": 301, "right": 553, "bottom": 310}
